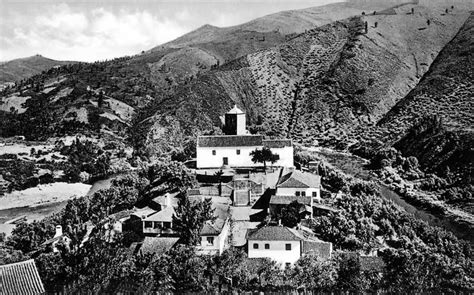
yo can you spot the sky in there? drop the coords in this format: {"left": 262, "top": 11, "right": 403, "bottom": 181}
{"left": 0, "top": 0, "right": 343, "bottom": 62}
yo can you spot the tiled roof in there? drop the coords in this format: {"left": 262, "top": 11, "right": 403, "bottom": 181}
{"left": 313, "top": 203, "right": 339, "bottom": 213}
{"left": 0, "top": 259, "right": 45, "bottom": 294}
{"left": 277, "top": 169, "right": 321, "bottom": 188}
{"left": 144, "top": 206, "right": 175, "bottom": 222}
{"left": 140, "top": 237, "right": 179, "bottom": 256}
{"left": 269, "top": 195, "right": 311, "bottom": 205}
{"left": 247, "top": 226, "right": 302, "bottom": 241}
{"left": 197, "top": 135, "right": 263, "bottom": 147}
{"left": 263, "top": 139, "right": 292, "bottom": 148}
{"left": 200, "top": 218, "right": 226, "bottom": 236}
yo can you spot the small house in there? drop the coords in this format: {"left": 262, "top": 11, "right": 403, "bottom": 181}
{"left": 247, "top": 226, "right": 332, "bottom": 268}
{"left": 41, "top": 225, "right": 71, "bottom": 253}
{"left": 268, "top": 169, "right": 321, "bottom": 218}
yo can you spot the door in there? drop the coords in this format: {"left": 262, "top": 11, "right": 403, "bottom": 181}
{"left": 223, "top": 157, "right": 228, "bottom": 166}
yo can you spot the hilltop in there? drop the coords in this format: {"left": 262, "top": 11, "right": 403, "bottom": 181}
{"left": 138, "top": 3, "right": 469, "bottom": 151}
{"left": 0, "top": 55, "right": 75, "bottom": 84}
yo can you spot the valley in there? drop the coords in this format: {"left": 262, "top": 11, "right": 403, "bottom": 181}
{"left": 0, "top": 1, "right": 473, "bottom": 292}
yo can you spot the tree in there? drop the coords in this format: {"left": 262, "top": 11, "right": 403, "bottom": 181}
{"left": 279, "top": 201, "right": 301, "bottom": 228}
{"left": 146, "top": 161, "right": 197, "bottom": 194}
{"left": 7, "top": 221, "right": 55, "bottom": 253}
{"left": 250, "top": 147, "right": 280, "bottom": 170}
{"left": 173, "top": 193, "right": 215, "bottom": 245}
{"left": 291, "top": 255, "right": 338, "bottom": 292}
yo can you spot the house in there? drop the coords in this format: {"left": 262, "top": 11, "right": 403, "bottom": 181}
{"left": 0, "top": 259, "right": 45, "bottom": 294}
{"left": 195, "top": 199, "right": 231, "bottom": 255}
{"left": 41, "top": 225, "right": 71, "bottom": 253}
{"left": 141, "top": 193, "right": 179, "bottom": 236}
{"left": 269, "top": 169, "right": 321, "bottom": 218}
{"left": 196, "top": 218, "right": 230, "bottom": 255}
{"left": 196, "top": 105, "right": 293, "bottom": 169}
{"left": 247, "top": 226, "right": 332, "bottom": 268}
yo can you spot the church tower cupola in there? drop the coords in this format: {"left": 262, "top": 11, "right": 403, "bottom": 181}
{"left": 224, "top": 104, "right": 246, "bottom": 135}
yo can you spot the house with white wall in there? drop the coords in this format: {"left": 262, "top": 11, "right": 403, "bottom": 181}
{"left": 196, "top": 105, "right": 293, "bottom": 169}
{"left": 269, "top": 169, "right": 321, "bottom": 218}
{"left": 247, "top": 226, "right": 332, "bottom": 268}
{"left": 195, "top": 198, "right": 231, "bottom": 255}
{"left": 142, "top": 193, "right": 179, "bottom": 236}
{"left": 196, "top": 218, "right": 230, "bottom": 255}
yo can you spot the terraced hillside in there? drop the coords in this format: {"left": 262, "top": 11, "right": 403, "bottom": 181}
{"left": 377, "top": 12, "right": 473, "bottom": 180}
{"left": 145, "top": 1, "right": 394, "bottom": 92}
{"left": 140, "top": 3, "right": 470, "bottom": 153}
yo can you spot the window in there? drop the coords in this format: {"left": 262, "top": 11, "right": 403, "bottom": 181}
{"left": 212, "top": 150, "right": 216, "bottom": 155}
{"left": 206, "top": 237, "right": 214, "bottom": 245}
{"left": 265, "top": 243, "right": 270, "bottom": 249}
{"left": 144, "top": 221, "right": 152, "bottom": 228}
{"left": 253, "top": 243, "right": 259, "bottom": 249}
{"left": 285, "top": 243, "right": 292, "bottom": 251}
{"left": 163, "top": 222, "right": 171, "bottom": 229}
{"left": 312, "top": 191, "right": 317, "bottom": 197}
{"left": 153, "top": 222, "right": 159, "bottom": 229}
{"left": 295, "top": 191, "right": 301, "bottom": 197}
{"left": 236, "top": 149, "right": 240, "bottom": 155}
{"left": 301, "top": 191, "right": 306, "bottom": 197}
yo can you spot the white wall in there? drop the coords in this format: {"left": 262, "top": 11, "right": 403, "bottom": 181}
{"left": 248, "top": 240, "right": 301, "bottom": 267}
{"left": 271, "top": 146, "right": 294, "bottom": 168}
{"left": 236, "top": 113, "right": 246, "bottom": 135}
{"left": 196, "top": 145, "right": 294, "bottom": 169}
{"left": 197, "top": 146, "right": 258, "bottom": 168}
{"left": 276, "top": 187, "right": 321, "bottom": 201}
{"left": 196, "top": 219, "right": 230, "bottom": 255}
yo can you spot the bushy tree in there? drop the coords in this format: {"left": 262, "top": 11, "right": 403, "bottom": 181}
{"left": 173, "top": 193, "right": 215, "bottom": 245}
{"left": 250, "top": 147, "right": 279, "bottom": 170}
{"left": 279, "top": 201, "right": 301, "bottom": 228}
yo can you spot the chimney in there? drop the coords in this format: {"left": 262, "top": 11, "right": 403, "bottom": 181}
{"left": 54, "top": 225, "right": 63, "bottom": 238}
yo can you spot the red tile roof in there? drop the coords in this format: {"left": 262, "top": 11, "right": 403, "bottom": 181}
{"left": 277, "top": 169, "right": 321, "bottom": 188}
{"left": 139, "top": 237, "right": 179, "bottom": 256}
{"left": 197, "top": 135, "right": 263, "bottom": 147}
{"left": 0, "top": 259, "right": 45, "bottom": 294}
{"left": 197, "top": 135, "right": 292, "bottom": 148}
{"left": 247, "top": 226, "right": 303, "bottom": 241}
{"left": 269, "top": 195, "right": 311, "bottom": 205}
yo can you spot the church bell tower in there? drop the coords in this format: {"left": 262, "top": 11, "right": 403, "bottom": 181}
{"left": 224, "top": 105, "right": 246, "bottom": 135}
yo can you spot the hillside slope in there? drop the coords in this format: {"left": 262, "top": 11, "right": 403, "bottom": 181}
{"left": 145, "top": 1, "right": 397, "bottom": 91}
{"left": 139, "top": 3, "right": 469, "bottom": 153}
{"left": 377, "top": 12, "right": 473, "bottom": 180}
{"left": 0, "top": 55, "right": 75, "bottom": 84}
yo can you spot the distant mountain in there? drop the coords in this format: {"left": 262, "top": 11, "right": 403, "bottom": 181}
{"left": 145, "top": 1, "right": 397, "bottom": 91}
{"left": 0, "top": 55, "right": 76, "bottom": 84}
{"left": 0, "top": 2, "right": 471, "bottom": 159}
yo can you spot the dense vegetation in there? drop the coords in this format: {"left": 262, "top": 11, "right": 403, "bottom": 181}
{"left": 1, "top": 157, "right": 472, "bottom": 293}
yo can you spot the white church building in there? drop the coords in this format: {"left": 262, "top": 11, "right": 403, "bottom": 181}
{"left": 196, "top": 105, "right": 293, "bottom": 169}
